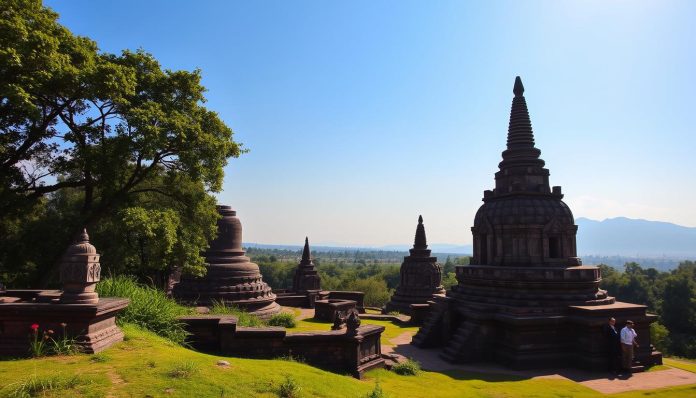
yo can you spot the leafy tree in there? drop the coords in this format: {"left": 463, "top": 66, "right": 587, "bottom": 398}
{"left": 0, "top": 0, "right": 242, "bottom": 286}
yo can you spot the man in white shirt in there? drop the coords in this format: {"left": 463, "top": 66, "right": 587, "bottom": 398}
{"left": 620, "top": 320, "right": 639, "bottom": 372}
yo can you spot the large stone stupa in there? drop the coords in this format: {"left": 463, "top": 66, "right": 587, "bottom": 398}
{"left": 383, "top": 216, "right": 445, "bottom": 315}
{"left": 412, "top": 77, "right": 662, "bottom": 370}
{"left": 173, "top": 205, "right": 280, "bottom": 319}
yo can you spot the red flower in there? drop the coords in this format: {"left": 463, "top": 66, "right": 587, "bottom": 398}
{"left": 30, "top": 324, "right": 39, "bottom": 331}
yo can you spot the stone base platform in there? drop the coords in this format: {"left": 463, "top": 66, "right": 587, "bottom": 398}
{"left": 413, "top": 296, "right": 662, "bottom": 371}
{"left": 0, "top": 293, "right": 129, "bottom": 356}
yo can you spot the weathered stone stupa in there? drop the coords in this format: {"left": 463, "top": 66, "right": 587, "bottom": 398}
{"left": 412, "top": 77, "right": 662, "bottom": 370}
{"left": 292, "top": 237, "right": 321, "bottom": 293}
{"left": 0, "top": 229, "right": 128, "bottom": 355}
{"left": 383, "top": 216, "right": 445, "bottom": 315}
{"left": 173, "top": 205, "right": 280, "bottom": 319}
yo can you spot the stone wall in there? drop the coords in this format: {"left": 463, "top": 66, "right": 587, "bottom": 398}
{"left": 179, "top": 315, "right": 385, "bottom": 378}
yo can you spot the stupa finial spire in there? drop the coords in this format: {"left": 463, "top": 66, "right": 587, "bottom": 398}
{"left": 301, "top": 237, "right": 312, "bottom": 264}
{"left": 513, "top": 76, "right": 524, "bottom": 97}
{"left": 414, "top": 215, "right": 427, "bottom": 249}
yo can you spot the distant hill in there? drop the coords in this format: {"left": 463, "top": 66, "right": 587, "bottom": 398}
{"left": 243, "top": 242, "right": 472, "bottom": 257}
{"left": 576, "top": 217, "right": 696, "bottom": 258}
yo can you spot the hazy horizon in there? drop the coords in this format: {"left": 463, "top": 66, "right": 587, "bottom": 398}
{"left": 46, "top": 0, "right": 696, "bottom": 246}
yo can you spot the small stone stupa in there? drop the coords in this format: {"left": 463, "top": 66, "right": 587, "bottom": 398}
{"left": 292, "top": 237, "right": 321, "bottom": 293}
{"left": 173, "top": 205, "right": 281, "bottom": 319}
{"left": 60, "top": 229, "right": 101, "bottom": 304}
{"left": 383, "top": 216, "right": 445, "bottom": 315}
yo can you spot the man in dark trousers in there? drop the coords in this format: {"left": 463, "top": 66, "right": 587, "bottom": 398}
{"left": 603, "top": 317, "right": 621, "bottom": 373}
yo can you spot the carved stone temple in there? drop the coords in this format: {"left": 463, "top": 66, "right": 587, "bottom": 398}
{"left": 293, "top": 237, "right": 321, "bottom": 293}
{"left": 0, "top": 229, "right": 128, "bottom": 355}
{"left": 173, "top": 205, "right": 281, "bottom": 319}
{"left": 412, "top": 77, "right": 662, "bottom": 370}
{"left": 383, "top": 216, "right": 445, "bottom": 315}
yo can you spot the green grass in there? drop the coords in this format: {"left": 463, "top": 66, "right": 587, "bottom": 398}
{"left": 209, "top": 300, "right": 265, "bottom": 327}
{"left": 0, "top": 374, "right": 97, "bottom": 398}
{"left": 664, "top": 357, "right": 696, "bottom": 373}
{"left": 96, "top": 276, "right": 190, "bottom": 344}
{"left": 0, "top": 324, "right": 695, "bottom": 397}
{"left": 168, "top": 361, "right": 199, "bottom": 379}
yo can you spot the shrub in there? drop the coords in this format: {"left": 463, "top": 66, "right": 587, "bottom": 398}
{"left": 209, "top": 300, "right": 264, "bottom": 327}
{"left": 277, "top": 375, "right": 301, "bottom": 398}
{"left": 167, "top": 361, "right": 199, "bottom": 379}
{"left": 650, "top": 322, "right": 670, "bottom": 353}
{"left": 268, "top": 313, "right": 296, "bottom": 328}
{"left": 364, "top": 381, "right": 385, "bottom": 398}
{"left": 392, "top": 359, "right": 421, "bottom": 376}
{"left": 96, "top": 276, "right": 189, "bottom": 344}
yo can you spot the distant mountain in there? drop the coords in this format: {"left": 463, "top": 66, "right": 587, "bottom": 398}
{"left": 576, "top": 217, "right": 696, "bottom": 258}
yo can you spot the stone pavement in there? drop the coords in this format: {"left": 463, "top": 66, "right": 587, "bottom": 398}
{"left": 384, "top": 330, "right": 696, "bottom": 394}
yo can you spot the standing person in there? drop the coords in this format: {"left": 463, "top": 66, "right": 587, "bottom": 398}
{"left": 603, "top": 317, "right": 621, "bottom": 373}
{"left": 620, "top": 320, "right": 639, "bottom": 372}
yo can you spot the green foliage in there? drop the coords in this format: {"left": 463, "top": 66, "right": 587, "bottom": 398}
{"left": 278, "top": 375, "right": 302, "bottom": 398}
{"left": 95, "top": 276, "right": 189, "bottom": 344}
{"left": 391, "top": 359, "right": 421, "bottom": 376}
{"left": 348, "top": 277, "right": 393, "bottom": 307}
{"left": 268, "top": 313, "right": 297, "bottom": 328}
{"left": 0, "top": 0, "right": 242, "bottom": 287}
{"left": 364, "top": 381, "right": 386, "bottom": 398}
{"left": 168, "top": 361, "right": 199, "bottom": 379}
{"left": 209, "top": 300, "right": 264, "bottom": 327}
{"left": 600, "top": 261, "right": 696, "bottom": 358}
{"left": 651, "top": 322, "right": 671, "bottom": 353}
{"left": 1, "top": 374, "right": 87, "bottom": 398}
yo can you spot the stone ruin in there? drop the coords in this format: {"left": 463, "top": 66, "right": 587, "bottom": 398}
{"left": 383, "top": 215, "right": 445, "bottom": 315}
{"left": 173, "top": 205, "right": 281, "bottom": 319}
{"left": 412, "top": 77, "right": 663, "bottom": 371}
{"left": 179, "top": 308, "right": 384, "bottom": 379}
{"left": 0, "top": 229, "right": 128, "bottom": 355}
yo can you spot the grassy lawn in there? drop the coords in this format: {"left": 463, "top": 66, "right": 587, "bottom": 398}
{"left": 1, "top": 324, "right": 695, "bottom": 398}
{"left": 290, "top": 317, "right": 419, "bottom": 346}
{"left": 664, "top": 358, "right": 696, "bottom": 374}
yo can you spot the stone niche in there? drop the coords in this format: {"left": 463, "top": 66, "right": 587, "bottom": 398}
{"left": 0, "top": 230, "right": 128, "bottom": 356}
{"left": 412, "top": 77, "right": 662, "bottom": 371}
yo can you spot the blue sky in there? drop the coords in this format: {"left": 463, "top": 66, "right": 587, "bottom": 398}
{"left": 45, "top": 0, "right": 696, "bottom": 246}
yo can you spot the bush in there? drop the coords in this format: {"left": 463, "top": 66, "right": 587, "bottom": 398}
{"left": 364, "top": 381, "right": 385, "bottom": 398}
{"left": 209, "top": 300, "right": 264, "bottom": 327}
{"left": 392, "top": 359, "right": 421, "bottom": 376}
{"left": 96, "top": 276, "right": 189, "bottom": 344}
{"left": 650, "top": 322, "right": 670, "bottom": 353}
{"left": 268, "top": 313, "right": 296, "bottom": 328}
{"left": 277, "top": 375, "right": 301, "bottom": 398}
